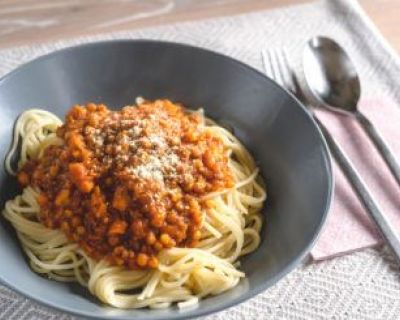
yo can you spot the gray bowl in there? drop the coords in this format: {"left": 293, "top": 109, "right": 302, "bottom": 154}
{"left": 0, "top": 40, "right": 332, "bottom": 319}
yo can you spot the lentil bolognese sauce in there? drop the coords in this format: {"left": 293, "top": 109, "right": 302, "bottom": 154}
{"left": 4, "top": 98, "right": 266, "bottom": 309}
{"left": 18, "top": 100, "right": 234, "bottom": 269}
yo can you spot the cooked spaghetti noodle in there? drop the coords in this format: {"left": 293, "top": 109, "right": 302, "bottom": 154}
{"left": 3, "top": 99, "right": 266, "bottom": 309}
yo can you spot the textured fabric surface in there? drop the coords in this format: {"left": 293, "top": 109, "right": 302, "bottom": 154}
{"left": 0, "top": 0, "right": 400, "bottom": 318}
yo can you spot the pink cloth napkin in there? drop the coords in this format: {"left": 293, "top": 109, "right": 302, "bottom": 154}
{"left": 311, "top": 97, "right": 400, "bottom": 260}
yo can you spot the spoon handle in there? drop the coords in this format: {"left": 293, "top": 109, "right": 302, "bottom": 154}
{"left": 356, "top": 110, "right": 400, "bottom": 187}
{"left": 314, "top": 116, "right": 400, "bottom": 262}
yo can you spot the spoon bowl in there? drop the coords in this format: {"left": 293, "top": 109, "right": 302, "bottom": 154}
{"left": 303, "top": 36, "right": 361, "bottom": 114}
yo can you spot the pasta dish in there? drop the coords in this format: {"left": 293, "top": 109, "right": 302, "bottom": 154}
{"left": 3, "top": 98, "right": 266, "bottom": 309}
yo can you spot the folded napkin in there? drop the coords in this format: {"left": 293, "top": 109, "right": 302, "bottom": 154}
{"left": 311, "top": 97, "right": 400, "bottom": 260}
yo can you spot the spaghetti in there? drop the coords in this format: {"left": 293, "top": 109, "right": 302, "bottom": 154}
{"left": 3, "top": 99, "right": 266, "bottom": 309}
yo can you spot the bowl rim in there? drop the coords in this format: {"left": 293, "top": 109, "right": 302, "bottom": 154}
{"left": 0, "top": 39, "right": 333, "bottom": 320}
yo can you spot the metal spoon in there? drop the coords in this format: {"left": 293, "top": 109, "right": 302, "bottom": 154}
{"left": 303, "top": 36, "right": 400, "bottom": 187}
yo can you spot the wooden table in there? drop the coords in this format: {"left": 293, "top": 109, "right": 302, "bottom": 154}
{"left": 0, "top": 0, "right": 399, "bottom": 53}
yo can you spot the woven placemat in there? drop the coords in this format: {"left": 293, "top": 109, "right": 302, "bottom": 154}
{"left": 0, "top": 0, "right": 399, "bottom": 319}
